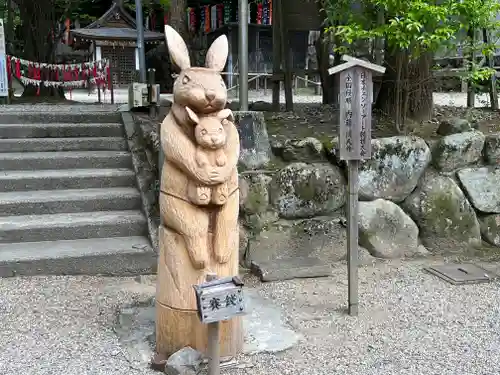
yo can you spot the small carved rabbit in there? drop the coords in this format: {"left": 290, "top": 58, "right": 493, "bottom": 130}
{"left": 186, "top": 106, "right": 233, "bottom": 206}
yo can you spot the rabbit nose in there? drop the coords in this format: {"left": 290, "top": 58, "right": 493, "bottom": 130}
{"left": 206, "top": 90, "right": 216, "bottom": 101}
{"left": 211, "top": 136, "right": 218, "bottom": 143}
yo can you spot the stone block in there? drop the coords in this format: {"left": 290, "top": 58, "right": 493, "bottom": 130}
{"left": 233, "top": 111, "right": 272, "bottom": 170}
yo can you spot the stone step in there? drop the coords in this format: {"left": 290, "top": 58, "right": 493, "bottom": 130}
{"left": 251, "top": 258, "right": 332, "bottom": 282}
{"left": 0, "top": 187, "right": 142, "bottom": 216}
{"left": 0, "top": 137, "right": 128, "bottom": 152}
{"left": 0, "top": 111, "right": 122, "bottom": 125}
{"left": 0, "top": 168, "right": 136, "bottom": 192}
{"left": 0, "top": 210, "right": 147, "bottom": 243}
{"left": 0, "top": 151, "right": 132, "bottom": 170}
{"left": 0, "top": 236, "right": 155, "bottom": 277}
{"left": 0, "top": 123, "right": 124, "bottom": 138}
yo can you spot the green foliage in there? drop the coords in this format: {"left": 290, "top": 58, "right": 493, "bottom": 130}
{"left": 322, "top": 0, "right": 500, "bottom": 109}
{"left": 124, "top": 0, "right": 171, "bottom": 12}
{"left": 323, "top": 0, "right": 500, "bottom": 62}
{"left": 6, "top": 0, "right": 170, "bottom": 55}
{"left": 453, "top": 0, "right": 500, "bottom": 31}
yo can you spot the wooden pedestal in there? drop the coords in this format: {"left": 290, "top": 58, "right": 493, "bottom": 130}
{"left": 156, "top": 302, "right": 242, "bottom": 357}
{"left": 156, "top": 225, "right": 242, "bottom": 357}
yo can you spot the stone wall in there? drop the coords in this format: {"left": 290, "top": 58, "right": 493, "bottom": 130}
{"left": 132, "top": 109, "right": 500, "bottom": 269}
{"left": 239, "top": 115, "right": 500, "bottom": 269}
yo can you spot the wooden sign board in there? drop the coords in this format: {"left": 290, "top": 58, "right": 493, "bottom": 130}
{"left": 193, "top": 276, "right": 246, "bottom": 324}
{"left": 328, "top": 55, "right": 385, "bottom": 316}
{"left": 329, "top": 56, "right": 385, "bottom": 161}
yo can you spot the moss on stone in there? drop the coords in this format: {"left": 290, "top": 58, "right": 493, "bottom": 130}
{"left": 431, "top": 140, "right": 453, "bottom": 168}
{"left": 294, "top": 177, "right": 317, "bottom": 201}
{"left": 244, "top": 212, "right": 276, "bottom": 233}
{"left": 290, "top": 216, "right": 340, "bottom": 237}
{"left": 479, "top": 215, "right": 500, "bottom": 247}
{"left": 266, "top": 156, "right": 289, "bottom": 170}
{"left": 269, "top": 162, "right": 346, "bottom": 218}
{"left": 245, "top": 185, "right": 269, "bottom": 214}
{"left": 424, "top": 192, "right": 476, "bottom": 240}
{"left": 375, "top": 138, "right": 413, "bottom": 162}
{"left": 318, "top": 135, "right": 335, "bottom": 153}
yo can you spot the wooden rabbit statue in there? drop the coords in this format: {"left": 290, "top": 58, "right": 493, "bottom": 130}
{"left": 155, "top": 25, "right": 242, "bottom": 358}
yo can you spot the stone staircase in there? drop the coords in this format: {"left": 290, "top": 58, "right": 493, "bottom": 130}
{"left": 0, "top": 110, "right": 155, "bottom": 277}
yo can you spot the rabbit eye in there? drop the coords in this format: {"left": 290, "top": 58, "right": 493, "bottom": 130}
{"left": 218, "top": 128, "right": 222, "bottom": 133}
{"left": 201, "top": 129, "right": 207, "bottom": 135}
{"left": 182, "top": 75, "right": 190, "bottom": 84}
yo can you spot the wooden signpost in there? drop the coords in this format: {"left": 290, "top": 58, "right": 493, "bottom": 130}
{"left": 328, "top": 55, "right": 385, "bottom": 316}
{"left": 193, "top": 274, "right": 246, "bottom": 375}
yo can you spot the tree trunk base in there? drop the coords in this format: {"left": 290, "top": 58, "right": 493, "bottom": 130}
{"left": 375, "top": 52, "right": 434, "bottom": 132}
{"left": 19, "top": 85, "right": 67, "bottom": 102}
{"left": 316, "top": 32, "right": 339, "bottom": 105}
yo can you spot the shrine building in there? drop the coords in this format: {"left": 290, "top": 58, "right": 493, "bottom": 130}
{"left": 71, "top": 0, "right": 164, "bottom": 86}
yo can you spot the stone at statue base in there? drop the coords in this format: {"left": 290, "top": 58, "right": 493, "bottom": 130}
{"left": 164, "top": 347, "right": 202, "bottom": 375}
{"left": 156, "top": 225, "right": 243, "bottom": 357}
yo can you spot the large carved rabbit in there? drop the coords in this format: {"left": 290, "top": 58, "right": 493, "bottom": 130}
{"left": 156, "top": 25, "right": 241, "bottom": 358}
{"left": 160, "top": 25, "right": 239, "bottom": 270}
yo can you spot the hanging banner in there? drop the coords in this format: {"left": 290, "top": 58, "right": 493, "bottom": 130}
{"left": 0, "top": 19, "right": 8, "bottom": 97}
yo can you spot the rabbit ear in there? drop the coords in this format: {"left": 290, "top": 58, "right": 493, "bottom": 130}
{"left": 205, "top": 35, "right": 228, "bottom": 71}
{"left": 217, "top": 108, "right": 233, "bottom": 122}
{"left": 165, "top": 25, "right": 191, "bottom": 70}
{"left": 185, "top": 106, "right": 199, "bottom": 124}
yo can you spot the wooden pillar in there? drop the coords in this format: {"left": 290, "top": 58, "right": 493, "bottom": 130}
{"left": 277, "top": 0, "right": 293, "bottom": 111}
{"left": 483, "top": 29, "right": 498, "bottom": 110}
{"left": 271, "top": 0, "right": 281, "bottom": 111}
{"left": 466, "top": 28, "right": 475, "bottom": 108}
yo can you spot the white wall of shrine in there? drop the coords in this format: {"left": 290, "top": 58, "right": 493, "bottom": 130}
{"left": 93, "top": 43, "right": 140, "bottom": 70}
{"left": 94, "top": 44, "right": 102, "bottom": 62}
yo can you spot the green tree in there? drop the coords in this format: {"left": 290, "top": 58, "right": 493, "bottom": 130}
{"left": 322, "top": 0, "right": 500, "bottom": 132}
{"left": 11, "top": 0, "right": 170, "bottom": 98}
{"left": 12, "top": 0, "right": 93, "bottom": 97}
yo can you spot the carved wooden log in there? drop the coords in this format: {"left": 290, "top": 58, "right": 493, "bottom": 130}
{"left": 155, "top": 221, "right": 241, "bottom": 357}
{"left": 156, "top": 25, "right": 242, "bottom": 358}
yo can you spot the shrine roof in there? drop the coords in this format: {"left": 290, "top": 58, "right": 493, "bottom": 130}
{"left": 86, "top": 1, "right": 136, "bottom": 29}
{"left": 71, "top": 1, "right": 164, "bottom": 42}
{"left": 71, "top": 27, "right": 164, "bottom": 42}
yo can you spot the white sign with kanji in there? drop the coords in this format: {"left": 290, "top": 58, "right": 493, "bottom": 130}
{"left": 329, "top": 55, "right": 385, "bottom": 161}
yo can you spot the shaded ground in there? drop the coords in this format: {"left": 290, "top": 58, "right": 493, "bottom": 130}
{"left": 263, "top": 104, "right": 500, "bottom": 144}
{"left": 1, "top": 256, "right": 500, "bottom": 375}
{"left": 135, "top": 103, "right": 500, "bottom": 158}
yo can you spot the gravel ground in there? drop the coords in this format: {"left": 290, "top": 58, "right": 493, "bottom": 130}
{"left": 1, "top": 259, "right": 500, "bottom": 375}
{"left": 0, "top": 276, "right": 158, "bottom": 375}
{"left": 237, "top": 259, "right": 500, "bottom": 375}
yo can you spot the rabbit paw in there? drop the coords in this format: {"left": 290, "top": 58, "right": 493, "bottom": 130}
{"left": 215, "top": 252, "right": 231, "bottom": 264}
{"left": 185, "top": 237, "right": 208, "bottom": 270}
{"left": 215, "top": 153, "right": 227, "bottom": 167}
{"left": 212, "top": 184, "right": 228, "bottom": 205}
{"left": 196, "top": 186, "right": 211, "bottom": 203}
{"left": 196, "top": 151, "right": 208, "bottom": 167}
{"left": 189, "top": 252, "right": 208, "bottom": 269}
